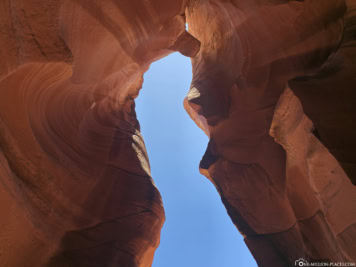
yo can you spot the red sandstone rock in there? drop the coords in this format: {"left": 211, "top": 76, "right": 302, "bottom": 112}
{"left": 0, "top": 0, "right": 355, "bottom": 267}
{"left": 0, "top": 1, "right": 198, "bottom": 266}
{"left": 185, "top": 0, "right": 356, "bottom": 266}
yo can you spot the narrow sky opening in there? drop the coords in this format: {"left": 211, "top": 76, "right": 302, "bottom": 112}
{"left": 136, "top": 52, "right": 257, "bottom": 267}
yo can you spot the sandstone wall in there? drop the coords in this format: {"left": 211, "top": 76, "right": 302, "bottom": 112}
{"left": 0, "top": 0, "right": 355, "bottom": 266}
{"left": 185, "top": 0, "right": 356, "bottom": 266}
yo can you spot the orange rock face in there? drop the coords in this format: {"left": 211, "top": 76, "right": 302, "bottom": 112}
{"left": 0, "top": 0, "right": 355, "bottom": 267}
{"left": 0, "top": 1, "right": 198, "bottom": 266}
{"left": 185, "top": 0, "right": 356, "bottom": 266}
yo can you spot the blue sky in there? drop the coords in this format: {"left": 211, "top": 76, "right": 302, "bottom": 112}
{"left": 136, "top": 52, "right": 257, "bottom": 267}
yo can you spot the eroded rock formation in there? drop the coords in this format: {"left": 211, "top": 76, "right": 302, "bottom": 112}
{"left": 0, "top": 1, "right": 198, "bottom": 266}
{"left": 0, "top": 0, "right": 355, "bottom": 267}
{"left": 185, "top": 0, "right": 356, "bottom": 266}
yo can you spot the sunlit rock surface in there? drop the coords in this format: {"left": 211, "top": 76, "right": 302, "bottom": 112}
{"left": 0, "top": 0, "right": 355, "bottom": 266}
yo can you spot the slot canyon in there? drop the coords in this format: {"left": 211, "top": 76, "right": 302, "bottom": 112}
{"left": 0, "top": 0, "right": 355, "bottom": 266}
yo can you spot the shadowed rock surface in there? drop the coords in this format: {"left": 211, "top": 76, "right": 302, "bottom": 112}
{"left": 185, "top": 0, "right": 356, "bottom": 266}
{"left": 0, "top": 0, "right": 355, "bottom": 267}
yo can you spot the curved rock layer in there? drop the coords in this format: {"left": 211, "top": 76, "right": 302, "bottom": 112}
{"left": 185, "top": 0, "right": 356, "bottom": 266}
{"left": 0, "top": 0, "right": 355, "bottom": 267}
{"left": 0, "top": 1, "right": 199, "bottom": 266}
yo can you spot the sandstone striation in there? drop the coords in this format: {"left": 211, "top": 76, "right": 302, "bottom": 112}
{"left": 0, "top": 0, "right": 355, "bottom": 267}
{"left": 185, "top": 0, "right": 356, "bottom": 266}
{"left": 0, "top": 1, "right": 198, "bottom": 266}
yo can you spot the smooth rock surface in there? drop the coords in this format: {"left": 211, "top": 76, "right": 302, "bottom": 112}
{"left": 0, "top": 0, "right": 355, "bottom": 266}
{"left": 185, "top": 0, "right": 356, "bottom": 266}
{"left": 0, "top": 1, "right": 198, "bottom": 266}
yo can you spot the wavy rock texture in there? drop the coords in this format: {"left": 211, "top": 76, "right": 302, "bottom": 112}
{"left": 185, "top": 0, "right": 356, "bottom": 266}
{"left": 0, "top": 1, "right": 199, "bottom": 266}
{"left": 0, "top": 0, "right": 355, "bottom": 267}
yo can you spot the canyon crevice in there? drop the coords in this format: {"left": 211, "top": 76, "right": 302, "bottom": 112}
{"left": 0, "top": 0, "right": 355, "bottom": 267}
